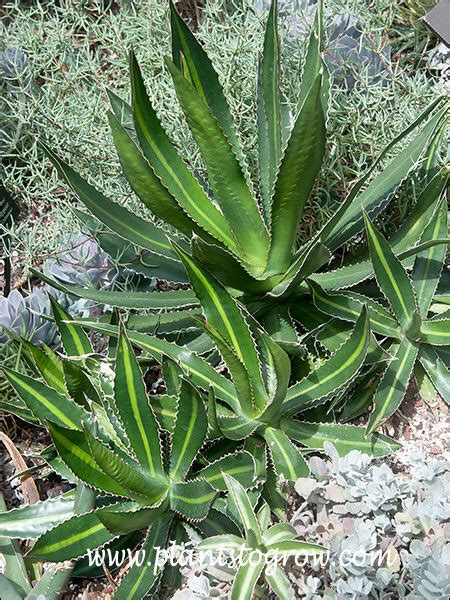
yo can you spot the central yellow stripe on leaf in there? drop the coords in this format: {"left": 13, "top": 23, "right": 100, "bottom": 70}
{"left": 171, "top": 398, "right": 198, "bottom": 478}
{"left": 300, "top": 326, "right": 367, "bottom": 396}
{"left": 9, "top": 373, "right": 76, "bottom": 430}
{"left": 122, "top": 338, "right": 155, "bottom": 476}
{"left": 185, "top": 255, "right": 245, "bottom": 362}
{"left": 370, "top": 228, "right": 410, "bottom": 319}
{"left": 133, "top": 107, "right": 237, "bottom": 252}
{"left": 36, "top": 523, "right": 104, "bottom": 554}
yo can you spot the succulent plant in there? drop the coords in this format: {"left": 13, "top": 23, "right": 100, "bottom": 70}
{"left": 256, "top": 0, "right": 390, "bottom": 89}
{"left": 288, "top": 444, "right": 450, "bottom": 598}
{"left": 199, "top": 475, "right": 326, "bottom": 599}
{"left": 0, "top": 288, "right": 57, "bottom": 346}
{"left": 34, "top": 0, "right": 446, "bottom": 350}
{"left": 308, "top": 201, "right": 450, "bottom": 432}
{"left": 43, "top": 233, "right": 115, "bottom": 289}
{"left": 0, "top": 47, "right": 29, "bottom": 155}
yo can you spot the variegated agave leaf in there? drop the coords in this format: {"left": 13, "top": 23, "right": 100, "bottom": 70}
{"left": 167, "top": 248, "right": 400, "bottom": 481}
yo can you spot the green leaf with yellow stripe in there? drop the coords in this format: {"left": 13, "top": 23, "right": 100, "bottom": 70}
{"left": 83, "top": 425, "right": 168, "bottom": 505}
{"left": 257, "top": 0, "right": 283, "bottom": 214}
{"left": 166, "top": 57, "right": 269, "bottom": 267}
{"left": 34, "top": 269, "right": 199, "bottom": 310}
{"left": 67, "top": 321, "right": 240, "bottom": 412}
{"left": 174, "top": 244, "right": 267, "bottom": 411}
{"left": 114, "top": 328, "right": 163, "bottom": 477}
{"left": 231, "top": 562, "right": 265, "bottom": 600}
{"left": 3, "top": 368, "right": 88, "bottom": 430}
{"left": 366, "top": 339, "right": 419, "bottom": 434}
{"left": 49, "top": 295, "right": 93, "bottom": 357}
{"left": 280, "top": 419, "right": 400, "bottom": 457}
{"left": 262, "top": 427, "right": 309, "bottom": 482}
{"left": 223, "top": 474, "right": 261, "bottom": 543}
{"left": 40, "top": 141, "right": 181, "bottom": 263}
{"left": 412, "top": 197, "right": 448, "bottom": 317}
{"left": 170, "top": 480, "right": 216, "bottom": 521}
{"left": 169, "top": 379, "right": 208, "bottom": 482}
{"left": 0, "top": 496, "right": 75, "bottom": 539}
{"left": 323, "top": 102, "right": 446, "bottom": 251}
{"left": 364, "top": 212, "right": 420, "bottom": 336}
{"left": 113, "top": 515, "right": 172, "bottom": 600}
{"left": 420, "top": 318, "right": 450, "bottom": 345}
{"left": 130, "top": 51, "right": 239, "bottom": 255}
{"left": 195, "top": 451, "right": 256, "bottom": 491}
{"left": 268, "top": 72, "right": 325, "bottom": 272}
{"left": 48, "top": 422, "right": 130, "bottom": 497}
{"left": 169, "top": 1, "right": 241, "bottom": 160}
{"left": 19, "top": 338, "right": 67, "bottom": 395}
{"left": 307, "top": 279, "right": 400, "bottom": 338}
{"left": 282, "top": 306, "right": 370, "bottom": 416}
{"left": 418, "top": 345, "right": 450, "bottom": 405}
{"left": 30, "top": 512, "right": 114, "bottom": 562}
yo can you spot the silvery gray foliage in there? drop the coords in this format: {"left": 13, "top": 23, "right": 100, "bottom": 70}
{"left": 0, "top": 235, "right": 115, "bottom": 346}
{"left": 290, "top": 444, "right": 450, "bottom": 598}
{"left": 0, "top": 288, "right": 57, "bottom": 345}
{"left": 255, "top": 0, "right": 390, "bottom": 89}
{"left": 0, "top": 47, "right": 30, "bottom": 154}
{"left": 43, "top": 233, "right": 115, "bottom": 289}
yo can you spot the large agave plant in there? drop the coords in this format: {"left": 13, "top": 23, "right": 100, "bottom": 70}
{"left": 79, "top": 245, "right": 400, "bottom": 493}
{"left": 35, "top": 0, "right": 447, "bottom": 355}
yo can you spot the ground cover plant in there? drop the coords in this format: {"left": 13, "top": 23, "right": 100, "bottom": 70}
{"left": 0, "top": 0, "right": 448, "bottom": 599}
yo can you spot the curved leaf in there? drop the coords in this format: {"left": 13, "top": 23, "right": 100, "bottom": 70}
{"left": 195, "top": 451, "right": 256, "bottom": 491}
{"left": 0, "top": 496, "right": 75, "bottom": 539}
{"left": 413, "top": 198, "right": 448, "bottom": 317}
{"left": 308, "top": 279, "right": 400, "bottom": 338}
{"left": 420, "top": 317, "right": 450, "bottom": 345}
{"left": 364, "top": 212, "right": 419, "bottom": 335}
{"left": 323, "top": 103, "right": 446, "bottom": 250}
{"left": 3, "top": 368, "right": 88, "bottom": 430}
{"left": 262, "top": 427, "right": 309, "bottom": 481}
{"left": 113, "top": 515, "right": 172, "bottom": 600}
{"left": 366, "top": 339, "right": 418, "bottom": 434}
{"left": 130, "top": 51, "right": 239, "bottom": 254}
{"left": 268, "top": 73, "right": 325, "bottom": 271}
{"left": 418, "top": 345, "right": 450, "bottom": 405}
{"left": 282, "top": 306, "right": 370, "bottom": 416}
{"left": 166, "top": 58, "right": 269, "bottom": 266}
{"left": 280, "top": 419, "right": 400, "bottom": 456}
{"left": 30, "top": 512, "right": 113, "bottom": 562}
{"left": 31, "top": 269, "right": 199, "bottom": 310}
{"left": 169, "top": 480, "right": 216, "bottom": 521}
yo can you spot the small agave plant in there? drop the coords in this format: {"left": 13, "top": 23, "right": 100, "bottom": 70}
{"left": 309, "top": 206, "right": 450, "bottom": 432}
{"left": 198, "top": 474, "right": 326, "bottom": 599}
{"left": 35, "top": 0, "right": 447, "bottom": 358}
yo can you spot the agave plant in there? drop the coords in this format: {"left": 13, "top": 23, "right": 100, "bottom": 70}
{"left": 34, "top": 0, "right": 447, "bottom": 353}
{"left": 198, "top": 474, "right": 326, "bottom": 599}
{"left": 78, "top": 244, "right": 400, "bottom": 493}
{"left": 2, "top": 302, "right": 257, "bottom": 599}
{"left": 307, "top": 203, "right": 450, "bottom": 433}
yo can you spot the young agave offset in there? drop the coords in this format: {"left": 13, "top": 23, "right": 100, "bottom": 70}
{"left": 198, "top": 475, "right": 326, "bottom": 600}
{"left": 35, "top": 0, "right": 447, "bottom": 350}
